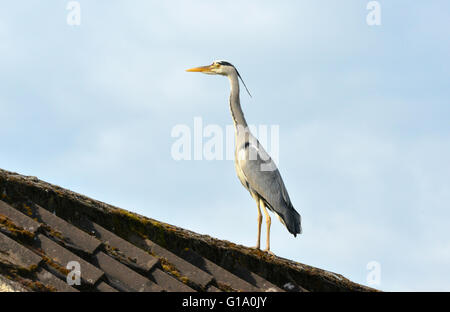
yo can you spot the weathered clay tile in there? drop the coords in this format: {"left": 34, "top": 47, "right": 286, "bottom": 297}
{"left": 30, "top": 204, "right": 101, "bottom": 255}
{"left": 35, "top": 268, "right": 79, "bottom": 292}
{"left": 0, "top": 231, "right": 42, "bottom": 270}
{"left": 96, "top": 281, "right": 118, "bottom": 292}
{"left": 143, "top": 239, "right": 214, "bottom": 289}
{"left": 79, "top": 219, "right": 158, "bottom": 272}
{"left": 34, "top": 234, "right": 104, "bottom": 286}
{"left": 150, "top": 267, "right": 195, "bottom": 292}
{"left": 179, "top": 248, "right": 259, "bottom": 292}
{"left": 93, "top": 251, "right": 163, "bottom": 292}
{"left": 0, "top": 200, "right": 40, "bottom": 233}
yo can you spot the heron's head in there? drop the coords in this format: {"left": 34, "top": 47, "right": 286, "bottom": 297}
{"left": 186, "top": 60, "right": 252, "bottom": 97}
{"left": 186, "top": 60, "right": 236, "bottom": 76}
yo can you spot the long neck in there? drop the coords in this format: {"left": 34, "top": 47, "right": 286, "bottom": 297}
{"left": 228, "top": 72, "right": 248, "bottom": 128}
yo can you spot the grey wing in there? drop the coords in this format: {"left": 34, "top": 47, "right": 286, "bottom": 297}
{"left": 237, "top": 141, "right": 302, "bottom": 236}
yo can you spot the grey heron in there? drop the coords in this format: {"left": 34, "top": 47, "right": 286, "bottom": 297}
{"left": 186, "top": 60, "right": 301, "bottom": 253}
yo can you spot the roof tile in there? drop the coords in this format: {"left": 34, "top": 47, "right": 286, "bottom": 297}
{"left": 143, "top": 239, "right": 214, "bottom": 289}
{"left": 0, "top": 231, "right": 42, "bottom": 270}
{"left": 150, "top": 268, "right": 195, "bottom": 292}
{"left": 30, "top": 204, "right": 101, "bottom": 255}
{"left": 0, "top": 200, "right": 40, "bottom": 233}
{"left": 0, "top": 275, "right": 29, "bottom": 292}
{"left": 34, "top": 234, "right": 104, "bottom": 286}
{"left": 206, "top": 285, "right": 221, "bottom": 292}
{"left": 96, "top": 281, "right": 118, "bottom": 292}
{"left": 35, "top": 268, "right": 79, "bottom": 292}
{"left": 79, "top": 219, "right": 158, "bottom": 272}
{"left": 180, "top": 248, "right": 259, "bottom": 292}
{"left": 93, "top": 251, "right": 163, "bottom": 292}
{"left": 232, "top": 264, "right": 284, "bottom": 292}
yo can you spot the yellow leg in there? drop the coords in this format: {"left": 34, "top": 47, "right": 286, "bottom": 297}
{"left": 256, "top": 199, "right": 262, "bottom": 250}
{"left": 261, "top": 200, "right": 271, "bottom": 252}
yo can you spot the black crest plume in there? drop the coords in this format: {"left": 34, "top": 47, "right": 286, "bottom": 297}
{"left": 217, "top": 61, "right": 252, "bottom": 98}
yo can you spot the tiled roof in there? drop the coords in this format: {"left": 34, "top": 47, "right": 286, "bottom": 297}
{"left": 0, "top": 169, "right": 377, "bottom": 292}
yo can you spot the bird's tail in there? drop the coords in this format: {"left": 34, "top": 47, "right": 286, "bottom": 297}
{"left": 276, "top": 203, "right": 302, "bottom": 237}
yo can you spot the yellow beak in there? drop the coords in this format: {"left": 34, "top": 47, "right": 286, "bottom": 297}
{"left": 185, "top": 65, "right": 213, "bottom": 73}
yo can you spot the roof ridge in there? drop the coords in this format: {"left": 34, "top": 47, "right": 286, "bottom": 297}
{"left": 0, "top": 168, "right": 378, "bottom": 292}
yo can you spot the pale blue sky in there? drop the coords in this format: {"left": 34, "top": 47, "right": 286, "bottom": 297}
{"left": 1, "top": 1, "right": 449, "bottom": 291}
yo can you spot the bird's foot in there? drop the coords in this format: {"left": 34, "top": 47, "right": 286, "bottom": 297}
{"left": 264, "top": 249, "right": 275, "bottom": 257}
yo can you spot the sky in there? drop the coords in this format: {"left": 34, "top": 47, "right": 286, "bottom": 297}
{"left": 1, "top": 1, "right": 449, "bottom": 291}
